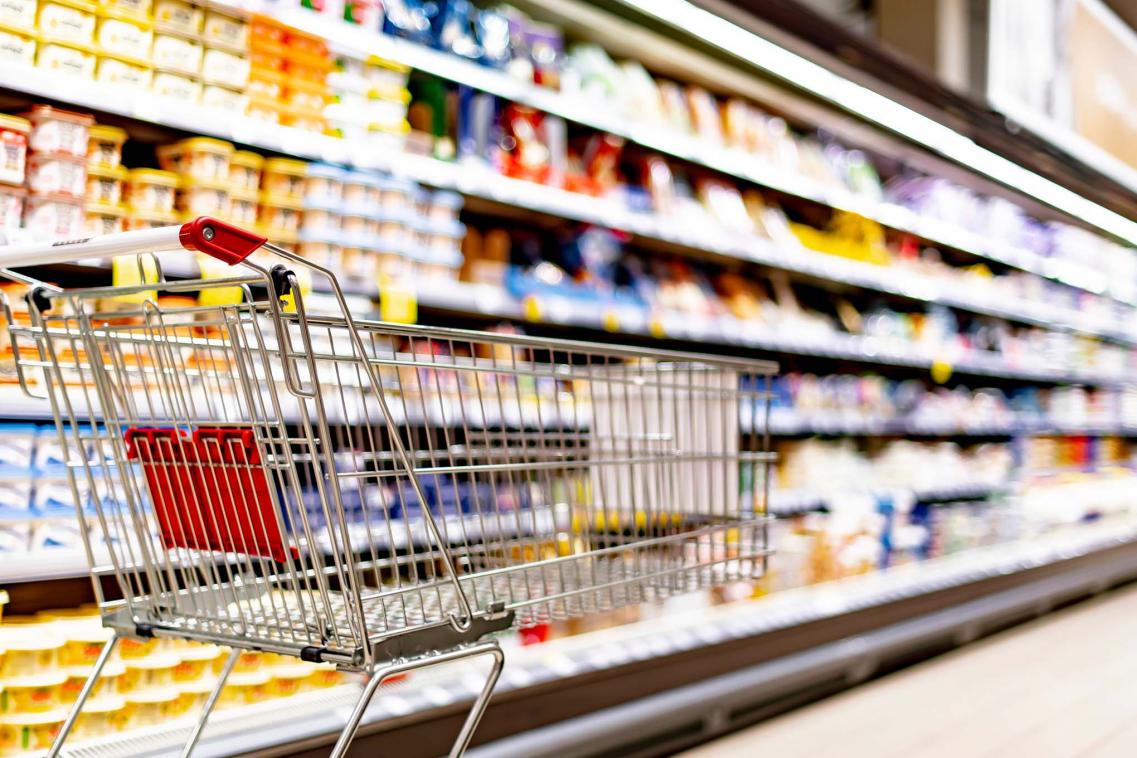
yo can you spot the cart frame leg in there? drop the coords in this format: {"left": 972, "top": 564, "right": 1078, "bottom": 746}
{"left": 47, "top": 634, "right": 120, "bottom": 758}
{"left": 180, "top": 647, "right": 239, "bottom": 758}
{"left": 329, "top": 640, "right": 505, "bottom": 758}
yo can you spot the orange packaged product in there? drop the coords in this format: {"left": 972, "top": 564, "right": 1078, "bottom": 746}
{"left": 284, "top": 76, "right": 328, "bottom": 112}
{"left": 246, "top": 94, "right": 284, "bottom": 124}
{"left": 247, "top": 65, "right": 286, "bottom": 101}
{"left": 247, "top": 15, "right": 286, "bottom": 57}
{"left": 282, "top": 107, "right": 326, "bottom": 135}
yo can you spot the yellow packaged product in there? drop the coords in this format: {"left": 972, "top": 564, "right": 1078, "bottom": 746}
{"left": 56, "top": 621, "right": 113, "bottom": 668}
{"left": 170, "top": 645, "right": 219, "bottom": 683}
{"left": 172, "top": 678, "right": 212, "bottom": 714}
{"left": 0, "top": 0, "right": 37, "bottom": 31}
{"left": 283, "top": 106, "right": 326, "bottom": 135}
{"left": 61, "top": 661, "right": 123, "bottom": 702}
{"left": 36, "top": 37, "right": 96, "bottom": 78}
{"left": 246, "top": 93, "right": 284, "bottom": 124}
{"left": 116, "top": 635, "right": 158, "bottom": 661}
{"left": 200, "top": 84, "right": 246, "bottom": 113}
{"left": 177, "top": 177, "right": 228, "bottom": 216}
{"left": 0, "top": 672, "right": 67, "bottom": 713}
{"left": 152, "top": 28, "right": 199, "bottom": 74}
{"left": 261, "top": 157, "right": 307, "bottom": 200}
{"left": 151, "top": 67, "right": 200, "bottom": 101}
{"left": 71, "top": 696, "right": 124, "bottom": 740}
{"left": 227, "top": 186, "right": 257, "bottom": 226}
{"left": 157, "top": 136, "right": 232, "bottom": 181}
{"left": 201, "top": 45, "right": 247, "bottom": 88}
{"left": 216, "top": 671, "right": 270, "bottom": 709}
{"left": 119, "top": 653, "right": 181, "bottom": 692}
{"left": 218, "top": 650, "right": 263, "bottom": 675}
{"left": 37, "top": 0, "right": 96, "bottom": 45}
{"left": 202, "top": 9, "right": 245, "bottom": 50}
{"left": 124, "top": 207, "right": 176, "bottom": 229}
{"left": 0, "top": 709, "right": 66, "bottom": 754}
{"left": 0, "top": 115, "right": 29, "bottom": 186}
{"left": 113, "top": 689, "right": 179, "bottom": 728}
{"left": 0, "top": 25, "right": 36, "bottom": 66}
{"left": 99, "top": 0, "right": 150, "bottom": 16}
{"left": 266, "top": 664, "right": 311, "bottom": 699}
{"left": 256, "top": 193, "right": 302, "bottom": 234}
{"left": 94, "top": 6, "right": 151, "bottom": 59}
{"left": 228, "top": 150, "right": 262, "bottom": 191}
{"left": 304, "top": 662, "right": 343, "bottom": 690}
{"left": 94, "top": 53, "right": 151, "bottom": 88}
{"left": 125, "top": 167, "right": 177, "bottom": 212}
{"left": 0, "top": 635, "right": 61, "bottom": 678}
{"left": 152, "top": 0, "right": 198, "bottom": 34}
{"left": 85, "top": 163, "right": 126, "bottom": 204}
{"left": 86, "top": 123, "right": 126, "bottom": 167}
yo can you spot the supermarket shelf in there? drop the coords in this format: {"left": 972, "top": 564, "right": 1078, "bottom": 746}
{"left": 71, "top": 518, "right": 1137, "bottom": 758}
{"left": 234, "top": 2, "right": 1132, "bottom": 307}
{"left": 766, "top": 413, "right": 1137, "bottom": 438}
{"left": 768, "top": 482, "right": 999, "bottom": 515}
{"left": 414, "top": 279, "right": 1133, "bottom": 387}
{"left": 1, "top": 71, "right": 1131, "bottom": 345}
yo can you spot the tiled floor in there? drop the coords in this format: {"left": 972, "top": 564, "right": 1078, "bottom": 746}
{"left": 679, "top": 583, "right": 1137, "bottom": 758}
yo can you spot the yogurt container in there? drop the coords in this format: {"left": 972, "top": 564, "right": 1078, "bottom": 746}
{"left": 0, "top": 115, "right": 29, "bottom": 185}
{"left": 56, "top": 622, "right": 113, "bottom": 668}
{"left": 200, "top": 84, "right": 246, "bottom": 113}
{"left": 0, "top": 26, "right": 35, "bottom": 67}
{"left": 124, "top": 207, "right": 176, "bottom": 230}
{"left": 171, "top": 645, "right": 219, "bottom": 683}
{"left": 24, "top": 194, "right": 83, "bottom": 238}
{"left": 257, "top": 194, "right": 303, "bottom": 234}
{"left": 125, "top": 167, "right": 177, "bottom": 212}
{"left": 0, "top": 709, "right": 66, "bottom": 754}
{"left": 0, "top": 185, "right": 24, "bottom": 232}
{"left": 342, "top": 170, "right": 382, "bottom": 206}
{"left": 152, "top": 0, "right": 199, "bottom": 35}
{"left": 226, "top": 187, "right": 258, "bottom": 227}
{"left": 0, "top": 672, "right": 67, "bottom": 713}
{"left": 0, "top": 0, "right": 36, "bottom": 30}
{"left": 71, "top": 696, "right": 124, "bottom": 740}
{"left": 23, "top": 105, "right": 93, "bottom": 156}
{"left": 95, "top": 53, "right": 151, "bottom": 88}
{"left": 38, "top": 0, "right": 97, "bottom": 46}
{"left": 114, "top": 688, "right": 179, "bottom": 728}
{"left": 36, "top": 38, "right": 97, "bottom": 78}
{"left": 152, "top": 30, "right": 201, "bottom": 75}
{"left": 157, "top": 137, "right": 232, "bottom": 182}
{"left": 201, "top": 45, "right": 247, "bottom": 88}
{"left": 176, "top": 178, "right": 228, "bottom": 216}
{"left": 119, "top": 653, "right": 181, "bottom": 692}
{"left": 262, "top": 158, "right": 307, "bottom": 200}
{"left": 61, "top": 660, "right": 123, "bottom": 702}
{"left": 84, "top": 163, "right": 126, "bottom": 204}
{"left": 100, "top": 0, "right": 151, "bottom": 17}
{"left": 202, "top": 9, "right": 245, "bottom": 50}
{"left": 151, "top": 67, "right": 200, "bottom": 101}
{"left": 266, "top": 664, "right": 311, "bottom": 698}
{"left": 94, "top": 7, "right": 151, "bottom": 59}
{"left": 228, "top": 150, "right": 263, "bottom": 192}
{"left": 27, "top": 152, "right": 86, "bottom": 198}
{"left": 86, "top": 123, "right": 126, "bottom": 168}
{"left": 303, "top": 162, "right": 345, "bottom": 202}
{"left": 216, "top": 671, "right": 270, "bottom": 709}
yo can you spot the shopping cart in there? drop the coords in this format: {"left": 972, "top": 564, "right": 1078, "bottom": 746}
{"left": 0, "top": 218, "right": 776, "bottom": 757}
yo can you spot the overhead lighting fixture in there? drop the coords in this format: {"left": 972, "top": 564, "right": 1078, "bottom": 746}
{"left": 616, "top": 0, "right": 1137, "bottom": 245}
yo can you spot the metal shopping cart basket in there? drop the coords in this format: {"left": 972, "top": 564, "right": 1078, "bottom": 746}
{"left": 0, "top": 218, "right": 776, "bottom": 757}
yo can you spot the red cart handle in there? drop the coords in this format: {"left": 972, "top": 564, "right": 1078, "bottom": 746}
{"left": 0, "top": 216, "right": 266, "bottom": 269}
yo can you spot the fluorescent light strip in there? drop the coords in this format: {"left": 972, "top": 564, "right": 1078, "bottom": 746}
{"left": 616, "top": 0, "right": 1137, "bottom": 245}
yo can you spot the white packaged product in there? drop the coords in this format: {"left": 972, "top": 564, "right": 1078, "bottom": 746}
{"left": 151, "top": 68, "right": 201, "bottom": 101}
{"left": 0, "top": 425, "right": 35, "bottom": 468}
{"left": 200, "top": 84, "right": 246, "bottom": 113}
{"left": 24, "top": 194, "right": 83, "bottom": 238}
{"left": 95, "top": 12, "right": 153, "bottom": 60}
{"left": 38, "top": 0, "right": 97, "bottom": 46}
{"left": 27, "top": 153, "right": 86, "bottom": 197}
{"left": 202, "top": 10, "right": 246, "bottom": 49}
{"left": 95, "top": 54, "right": 151, "bottom": 88}
{"left": 200, "top": 46, "right": 247, "bottom": 88}
{"left": 36, "top": 39, "right": 96, "bottom": 79}
{"left": 0, "top": 480, "right": 31, "bottom": 515}
{"left": 0, "top": 25, "right": 36, "bottom": 66}
{"left": 152, "top": 31, "right": 201, "bottom": 75}
{"left": 0, "top": 0, "right": 37, "bottom": 29}
{"left": 25, "top": 105, "right": 92, "bottom": 156}
{"left": 0, "top": 185, "right": 24, "bottom": 231}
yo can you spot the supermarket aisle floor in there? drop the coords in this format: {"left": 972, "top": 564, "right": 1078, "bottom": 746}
{"left": 679, "top": 583, "right": 1137, "bottom": 758}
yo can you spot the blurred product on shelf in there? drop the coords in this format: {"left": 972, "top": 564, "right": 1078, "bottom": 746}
{"left": 0, "top": 606, "right": 346, "bottom": 754}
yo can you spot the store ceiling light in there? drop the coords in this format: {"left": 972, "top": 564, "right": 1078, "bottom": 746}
{"left": 615, "top": 0, "right": 1137, "bottom": 245}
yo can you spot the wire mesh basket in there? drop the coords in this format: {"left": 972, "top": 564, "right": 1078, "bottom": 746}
{"left": 0, "top": 218, "right": 776, "bottom": 757}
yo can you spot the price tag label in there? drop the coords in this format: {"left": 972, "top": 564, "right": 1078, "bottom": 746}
{"left": 196, "top": 253, "right": 244, "bottom": 307}
{"left": 111, "top": 256, "right": 158, "bottom": 304}
{"left": 378, "top": 275, "right": 417, "bottom": 324}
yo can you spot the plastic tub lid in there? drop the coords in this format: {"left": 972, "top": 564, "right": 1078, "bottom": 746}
{"left": 0, "top": 115, "right": 30, "bottom": 134}
{"left": 23, "top": 105, "right": 95, "bottom": 127}
{"left": 302, "top": 193, "right": 343, "bottom": 212}
{"left": 45, "top": 0, "right": 97, "bottom": 12}
{"left": 88, "top": 124, "right": 126, "bottom": 143}
{"left": 371, "top": 173, "right": 416, "bottom": 193}
{"left": 258, "top": 192, "right": 304, "bottom": 210}
{"left": 342, "top": 170, "right": 385, "bottom": 189}
{"left": 128, "top": 168, "right": 179, "bottom": 186}
{"left": 305, "top": 162, "right": 347, "bottom": 181}
{"left": 174, "top": 137, "right": 235, "bottom": 155}
{"left": 431, "top": 219, "right": 467, "bottom": 238}
{"left": 99, "top": 5, "right": 153, "bottom": 27}
{"left": 124, "top": 688, "right": 180, "bottom": 704}
{"left": 2, "top": 670, "right": 69, "bottom": 688}
{"left": 230, "top": 150, "right": 264, "bottom": 169}
{"left": 87, "top": 164, "right": 129, "bottom": 180}
{"left": 0, "top": 708, "right": 68, "bottom": 726}
{"left": 263, "top": 157, "right": 308, "bottom": 176}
